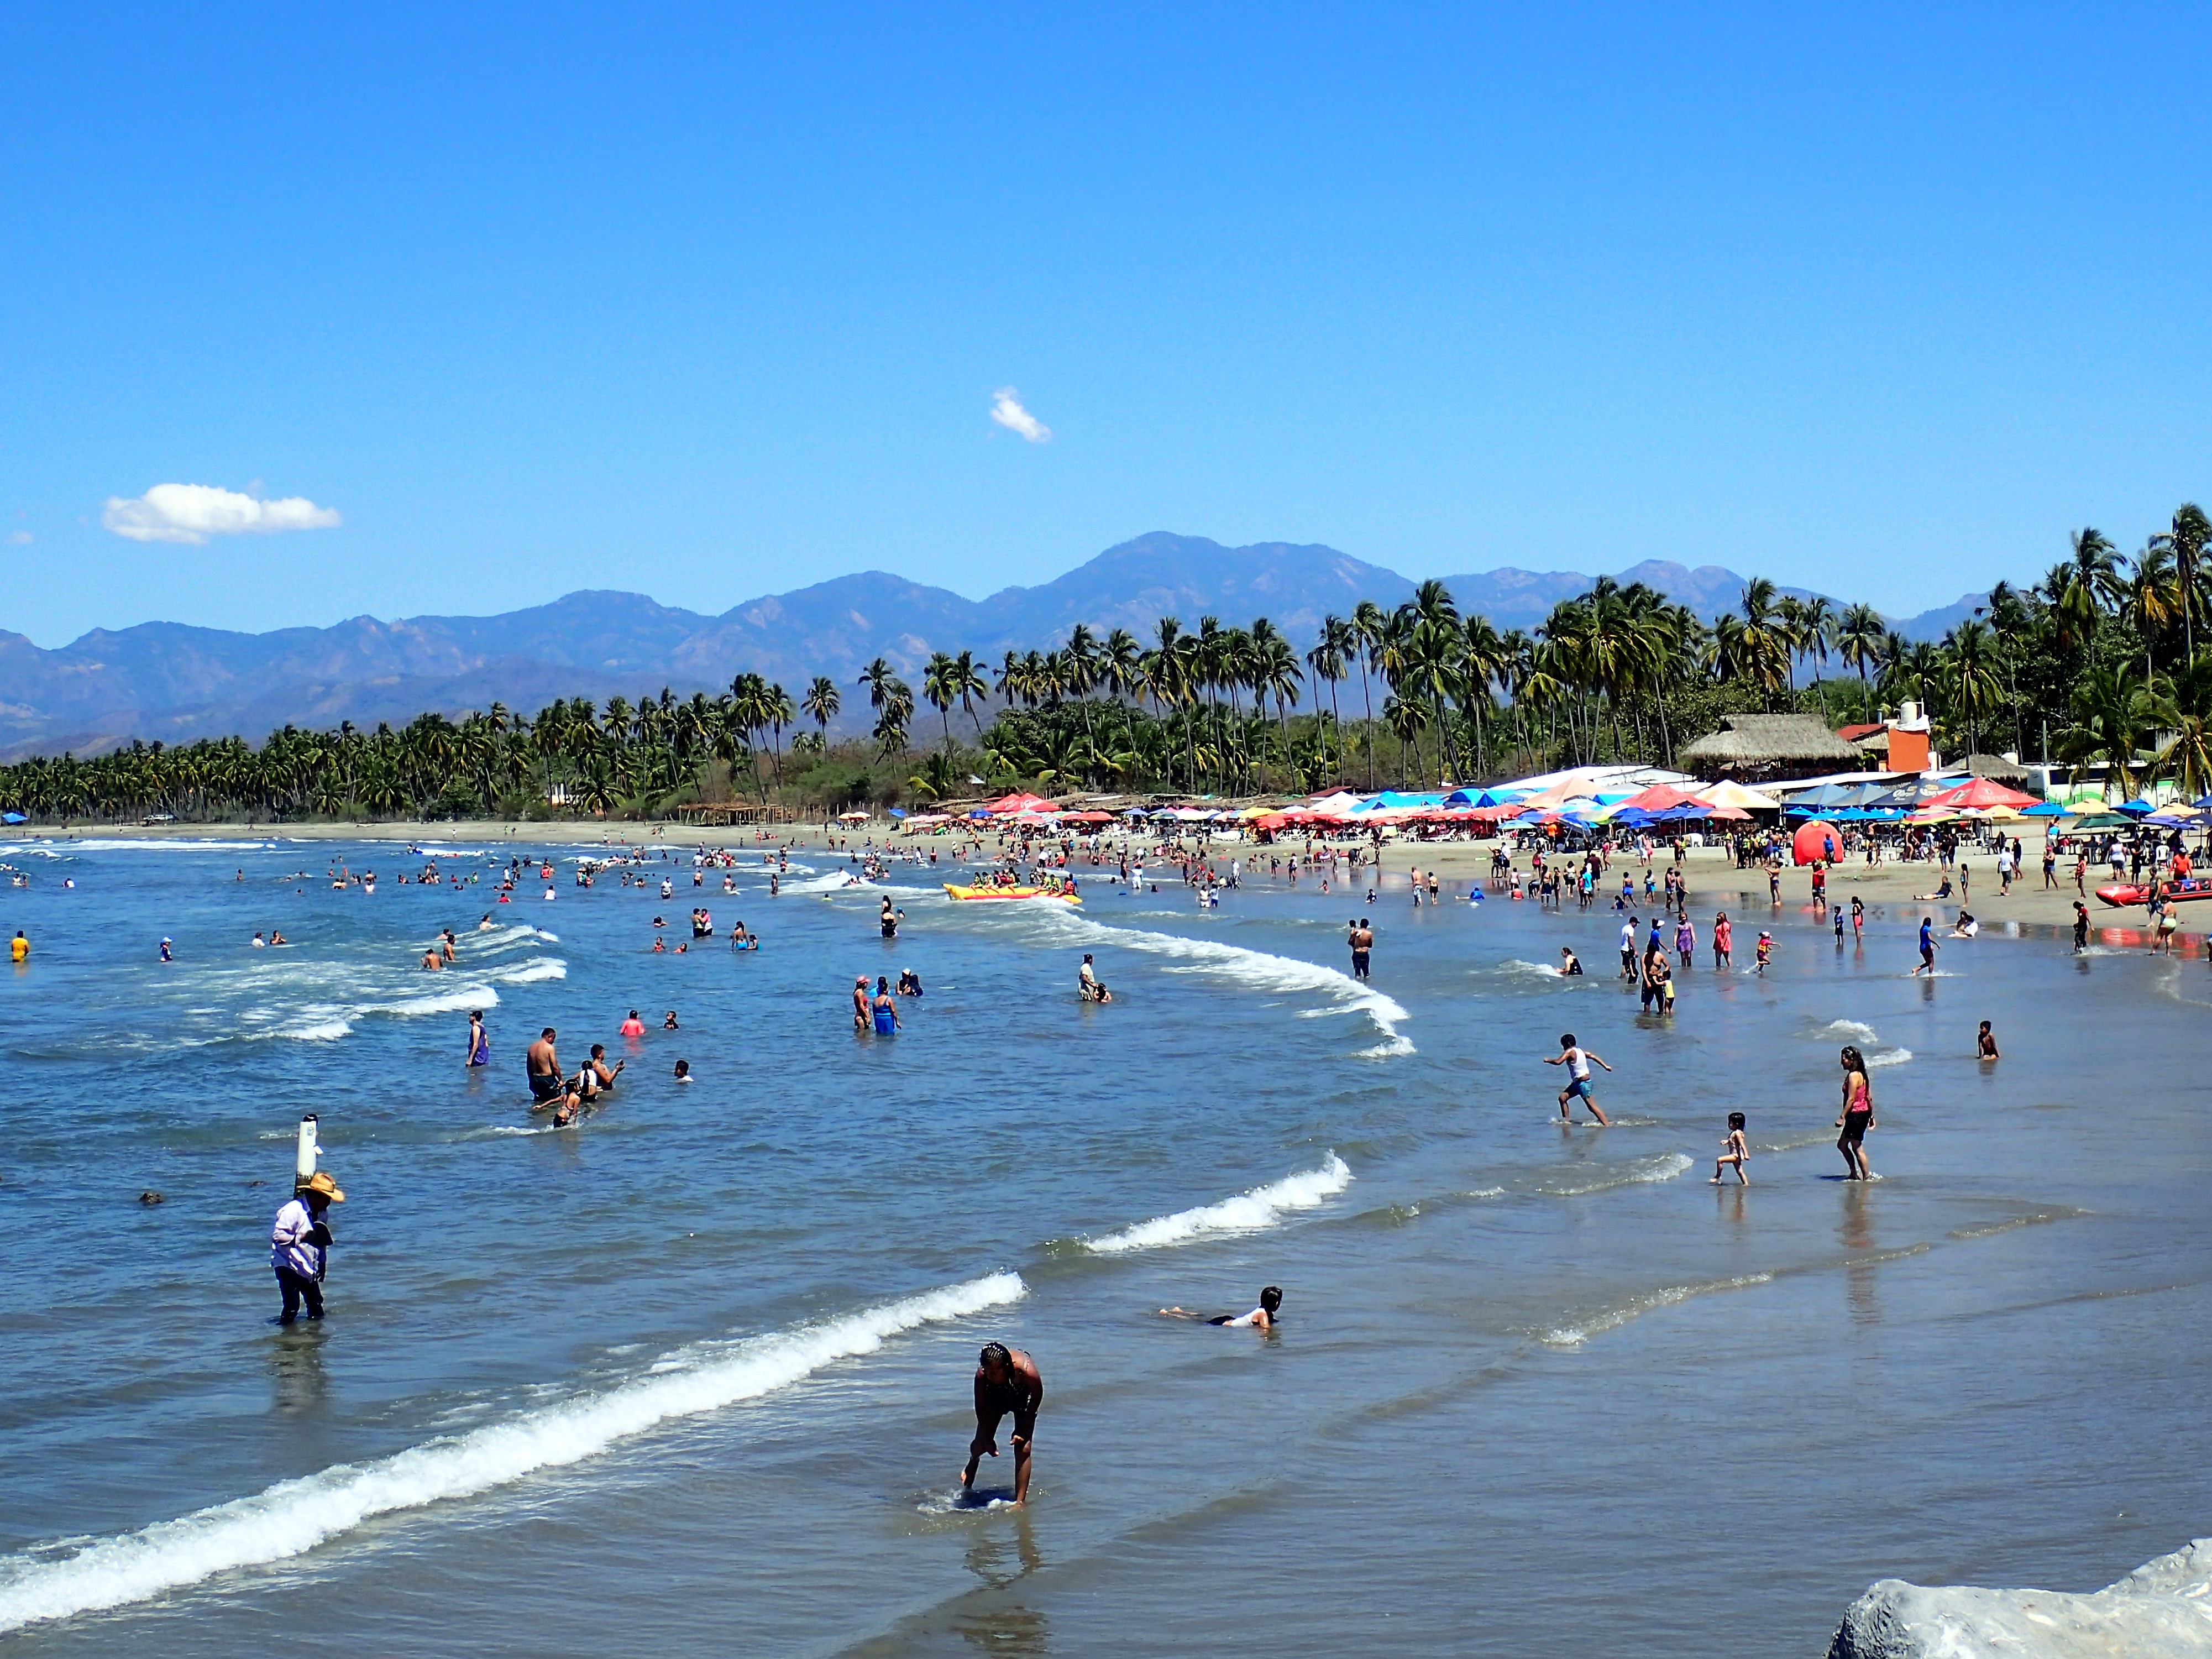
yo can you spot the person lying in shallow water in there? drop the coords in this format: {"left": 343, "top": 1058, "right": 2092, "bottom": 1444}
{"left": 1159, "top": 1286, "right": 1283, "bottom": 1329}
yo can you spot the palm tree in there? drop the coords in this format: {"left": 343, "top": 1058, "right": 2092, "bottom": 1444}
{"left": 2058, "top": 528, "right": 2121, "bottom": 653}
{"left": 1838, "top": 603, "right": 1887, "bottom": 706}
{"left": 2156, "top": 503, "right": 2211, "bottom": 664}
{"left": 1350, "top": 599, "right": 1386, "bottom": 791}
{"left": 2057, "top": 663, "right": 2155, "bottom": 799}
{"left": 922, "top": 652, "right": 958, "bottom": 749}
{"left": 1940, "top": 619, "right": 2004, "bottom": 757}
{"left": 2124, "top": 542, "right": 2180, "bottom": 689}
{"left": 802, "top": 676, "right": 840, "bottom": 741}
{"left": 1460, "top": 614, "right": 1507, "bottom": 779}
{"left": 1308, "top": 615, "right": 1354, "bottom": 781}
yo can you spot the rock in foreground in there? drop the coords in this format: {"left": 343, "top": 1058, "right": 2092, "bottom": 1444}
{"left": 1828, "top": 1538, "right": 2212, "bottom": 1657}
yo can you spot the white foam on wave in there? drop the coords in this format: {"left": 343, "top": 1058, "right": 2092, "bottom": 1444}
{"left": 1813, "top": 1019, "right": 1910, "bottom": 1067}
{"left": 4, "top": 838, "right": 275, "bottom": 852}
{"left": 1536, "top": 1152, "right": 1694, "bottom": 1198}
{"left": 0, "top": 1271, "right": 1025, "bottom": 1634}
{"left": 1082, "top": 1155, "right": 1352, "bottom": 1254}
{"left": 1541, "top": 1272, "right": 1773, "bottom": 1347}
{"left": 978, "top": 902, "right": 1415, "bottom": 1057}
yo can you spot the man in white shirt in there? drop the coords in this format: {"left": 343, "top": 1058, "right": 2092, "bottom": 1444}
{"left": 271, "top": 1170, "right": 343, "bottom": 1323}
{"left": 1619, "top": 917, "right": 1638, "bottom": 979}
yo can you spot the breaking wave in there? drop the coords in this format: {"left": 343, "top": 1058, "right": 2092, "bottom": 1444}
{"left": 0, "top": 1273, "right": 1026, "bottom": 1634}
{"left": 1079, "top": 1156, "right": 1353, "bottom": 1254}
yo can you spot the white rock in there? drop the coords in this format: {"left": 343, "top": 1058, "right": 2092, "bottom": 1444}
{"left": 1828, "top": 1538, "right": 2212, "bottom": 1657}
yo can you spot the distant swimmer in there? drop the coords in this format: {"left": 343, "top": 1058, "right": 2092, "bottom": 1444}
{"left": 466, "top": 1010, "right": 490, "bottom": 1068}
{"left": 11, "top": 930, "right": 26, "bottom": 963}
{"left": 270, "top": 929, "right": 289, "bottom": 945}
{"left": 441, "top": 931, "right": 458, "bottom": 963}
{"left": 421, "top": 950, "right": 444, "bottom": 971}
{"left": 252, "top": 931, "right": 267, "bottom": 949}
{"left": 963, "top": 1342, "right": 1042, "bottom": 1506}
{"left": 270, "top": 1170, "right": 343, "bottom": 1324}
{"left": 620, "top": 1009, "right": 647, "bottom": 1037}
{"left": 673, "top": 1058, "right": 692, "bottom": 1082}
{"left": 1160, "top": 1285, "right": 1283, "bottom": 1329}
{"left": 663, "top": 1009, "right": 679, "bottom": 1029}
{"left": 159, "top": 937, "right": 173, "bottom": 962}
{"left": 478, "top": 914, "right": 495, "bottom": 931}
{"left": 1544, "top": 1032, "right": 1612, "bottom": 1125}
{"left": 872, "top": 977, "right": 900, "bottom": 1034}
{"left": 1977, "top": 1020, "right": 2001, "bottom": 1060}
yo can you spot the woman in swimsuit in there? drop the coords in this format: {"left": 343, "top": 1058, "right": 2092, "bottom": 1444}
{"left": 1835, "top": 1045, "right": 1874, "bottom": 1180}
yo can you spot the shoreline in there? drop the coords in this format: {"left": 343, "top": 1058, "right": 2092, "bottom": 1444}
{"left": 8, "top": 817, "right": 2192, "bottom": 941}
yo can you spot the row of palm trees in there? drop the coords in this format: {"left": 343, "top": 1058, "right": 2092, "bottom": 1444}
{"left": 4, "top": 505, "right": 2208, "bottom": 820}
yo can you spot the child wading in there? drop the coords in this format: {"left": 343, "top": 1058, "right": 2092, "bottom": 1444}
{"left": 1711, "top": 1112, "right": 1749, "bottom": 1185}
{"left": 1545, "top": 1033, "right": 1612, "bottom": 1126}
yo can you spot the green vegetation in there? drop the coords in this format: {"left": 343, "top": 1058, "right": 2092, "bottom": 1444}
{"left": 5, "top": 506, "right": 2210, "bottom": 821}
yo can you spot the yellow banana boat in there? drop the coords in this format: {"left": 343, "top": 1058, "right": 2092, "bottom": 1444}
{"left": 943, "top": 883, "right": 1081, "bottom": 904}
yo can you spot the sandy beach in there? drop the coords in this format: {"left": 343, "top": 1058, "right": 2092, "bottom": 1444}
{"left": 15, "top": 816, "right": 2187, "bottom": 940}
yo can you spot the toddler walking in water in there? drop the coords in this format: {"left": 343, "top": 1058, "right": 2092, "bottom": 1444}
{"left": 1711, "top": 1112, "right": 1749, "bottom": 1185}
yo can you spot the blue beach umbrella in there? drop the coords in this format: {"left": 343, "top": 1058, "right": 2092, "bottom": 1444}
{"left": 2021, "top": 801, "right": 2067, "bottom": 817}
{"left": 0, "top": 811, "right": 24, "bottom": 824}
{"left": 2115, "top": 799, "right": 2156, "bottom": 817}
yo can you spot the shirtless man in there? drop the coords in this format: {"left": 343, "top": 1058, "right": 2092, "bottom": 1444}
{"left": 962, "top": 1342, "right": 1044, "bottom": 1506}
{"left": 1348, "top": 918, "right": 1374, "bottom": 980}
{"left": 527, "top": 1028, "right": 563, "bottom": 1108}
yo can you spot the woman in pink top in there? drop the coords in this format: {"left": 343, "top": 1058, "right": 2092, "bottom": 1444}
{"left": 619, "top": 1008, "right": 646, "bottom": 1037}
{"left": 1711, "top": 911, "right": 1732, "bottom": 970}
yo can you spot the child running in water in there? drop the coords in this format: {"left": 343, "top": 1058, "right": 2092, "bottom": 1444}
{"left": 1544, "top": 1033, "right": 1612, "bottom": 1126}
{"left": 1711, "top": 1112, "right": 1749, "bottom": 1184}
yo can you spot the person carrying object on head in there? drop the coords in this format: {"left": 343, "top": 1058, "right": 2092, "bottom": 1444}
{"left": 271, "top": 1170, "right": 343, "bottom": 1324}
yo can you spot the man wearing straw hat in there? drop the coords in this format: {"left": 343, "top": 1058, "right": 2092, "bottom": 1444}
{"left": 271, "top": 1170, "right": 344, "bottom": 1324}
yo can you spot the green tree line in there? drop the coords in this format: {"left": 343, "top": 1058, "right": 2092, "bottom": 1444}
{"left": 6, "top": 506, "right": 2211, "bottom": 821}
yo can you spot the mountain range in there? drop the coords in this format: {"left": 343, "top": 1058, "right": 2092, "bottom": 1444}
{"left": 0, "top": 532, "right": 1983, "bottom": 759}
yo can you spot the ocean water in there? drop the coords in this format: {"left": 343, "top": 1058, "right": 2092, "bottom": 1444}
{"left": 0, "top": 840, "right": 2207, "bottom": 1656}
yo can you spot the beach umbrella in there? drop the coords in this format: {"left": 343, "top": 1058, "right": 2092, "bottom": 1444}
{"left": 2115, "top": 798, "right": 2157, "bottom": 817}
{"left": 0, "top": 811, "right": 23, "bottom": 824}
{"left": 1703, "top": 804, "right": 1752, "bottom": 821}
{"left": 1924, "top": 777, "right": 2039, "bottom": 812}
{"left": 2064, "top": 812, "right": 2135, "bottom": 830}
{"left": 1696, "top": 779, "right": 1782, "bottom": 812}
{"left": 2021, "top": 801, "right": 2067, "bottom": 817}
{"left": 1612, "top": 782, "right": 1707, "bottom": 814}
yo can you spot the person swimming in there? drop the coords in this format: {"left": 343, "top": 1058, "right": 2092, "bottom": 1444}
{"left": 1160, "top": 1286, "right": 1283, "bottom": 1329}
{"left": 673, "top": 1058, "right": 692, "bottom": 1082}
{"left": 620, "top": 1009, "right": 646, "bottom": 1036}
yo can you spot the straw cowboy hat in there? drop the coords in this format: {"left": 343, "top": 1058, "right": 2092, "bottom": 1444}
{"left": 302, "top": 1170, "right": 345, "bottom": 1202}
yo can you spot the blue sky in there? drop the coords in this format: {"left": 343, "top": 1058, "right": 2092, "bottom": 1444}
{"left": 3, "top": 6, "right": 2209, "bottom": 644}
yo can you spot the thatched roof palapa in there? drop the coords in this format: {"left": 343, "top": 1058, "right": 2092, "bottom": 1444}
{"left": 1678, "top": 715, "right": 1862, "bottom": 782}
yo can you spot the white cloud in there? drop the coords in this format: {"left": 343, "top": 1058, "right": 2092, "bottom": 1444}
{"left": 102, "top": 483, "right": 342, "bottom": 545}
{"left": 8, "top": 531, "right": 30, "bottom": 546}
{"left": 989, "top": 387, "right": 1052, "bottom": 443}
